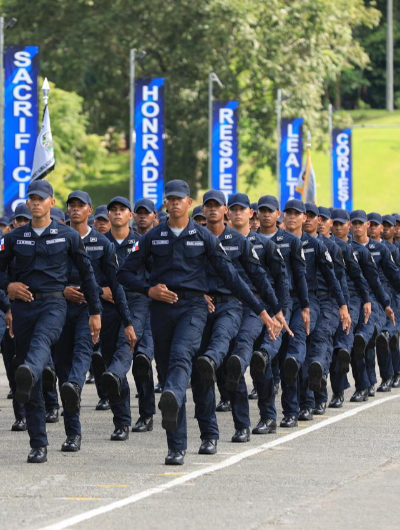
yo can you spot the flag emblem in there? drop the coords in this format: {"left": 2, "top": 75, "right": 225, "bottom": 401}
{"left": 132, "top": 241, "right": 139, "bottom": 253}
{"left": 0, "top": 238, "right": 5, "bottom": 251}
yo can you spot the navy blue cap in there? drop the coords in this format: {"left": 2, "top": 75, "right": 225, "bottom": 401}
{"left": 9, "top": 214, "right": 15, "bottom": 224}
{"left": 394, "top": 214, "right": 400, "bottom": 224}
{"left": 277, "top": 216, "right": 283, "bottom": 225}
{"left": 27, "top": 180, "right": 53, "bottom": 199}
{"left": 158, "top": 211, "right": 168, "bottom": 221}
{"left": 94, "top": 205, "right": 108, "bottom": 220}
{"left": 382, "top": 214, "right": 395, "bottom": 226}
{"left": 108, "top": 196, "right": 132, "bottom": 211}
{"left": 332, "top": 208, "right": 350, "bottom": 223}
{"left": 134, "top": 198, "right": 156, "bottom": 213}
{"left": 350, "top": 210, "right": 368, "bottom": 223}
{"left": 258, "top": 195, "right": 280, "bottom": 211}
{"left": 367, "top": 212, "right": 382, "bottom": 224}
{"left": 67, "top": 190, "right": 92, "bottom": 206}
{"left": 50, "top": 207, "right": 65, "bottom": 222}
{"left": 192, "top": 205, "right": 206, "bottom": 218}
{"left": 305, "top": 203, "right": 319, "bottom": 216}
{"left": 228, "top": 193, "right": 251, "bottom": 208}
{"left": 250, "top": 202, "right": 258, "bottom": 212}
{"left": 165, "top": 179, "right": 190, "bottom": 198}
{"left": 284, "top": 199, "right": 306, "bottom": 213}
{"left": 14, "top": 204, "right": 32, "bottom": 220}
{"left": 318, "top": 206, "right": 331, "bottom": 219}
{"left": 88, "top": 216, "right": 94, "bottom": 227}
{"left": 203, "top": 190, "right": 226, "bottom": 206}
{"left": 0, "top": 216, "right": 10, "bottom": 225}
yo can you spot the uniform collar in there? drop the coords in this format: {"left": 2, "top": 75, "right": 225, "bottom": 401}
{"left": 166, "top": 218, "right": 197, "bottom": 239}
{"left": 106, "top": 228, "right": 136, "bottom": 245}
{"left": 28, "top": 218, "right": 59, "bottom": 238}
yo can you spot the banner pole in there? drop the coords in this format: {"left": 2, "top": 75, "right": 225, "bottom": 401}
{"left": 328, "top": 103, "right": 333, "bottom": 207}
{"left": 276, "top": 89, "right": 282, "bottom": 205}
{"left": 129, "top": 49, "right": 135, "bottom": 207}
{"left": 0, "top": 17, "right": 4, "bottom": 215}
{"left": 208, "top": 73, "right": 213, "bottom": 190}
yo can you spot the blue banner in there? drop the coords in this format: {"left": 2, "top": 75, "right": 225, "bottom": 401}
{"left": 134, "top": 78, "right": 165, "bottom": 211}
{"left": 212, "top": 101, "right": 238, "bottom": 199}
{"left": 4, "top": 45, "right": 39, "bottom": 215}
{"left": 332, "top": 128, "right": 352, "bottom": 210}
{"left": 279, "top": 118, "right": 303, "bottom": 209}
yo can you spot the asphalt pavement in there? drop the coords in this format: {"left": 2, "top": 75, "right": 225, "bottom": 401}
{"left": 1, "top": 359, "right": 400, "bottom": 530}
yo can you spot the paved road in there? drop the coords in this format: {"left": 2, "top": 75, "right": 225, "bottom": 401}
{"left": 1, "top": 360, "right": 400, "bottom": 530}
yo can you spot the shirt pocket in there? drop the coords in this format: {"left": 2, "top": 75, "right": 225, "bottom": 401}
{"left": 183, "top": 241, "right": 205, "bottom": 258}
{"left": 14, "top": 243, "right": 35, "bottom": 268}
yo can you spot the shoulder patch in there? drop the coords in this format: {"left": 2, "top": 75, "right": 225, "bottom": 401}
{"left": 50, "top": 228, "right": 58, "bottom": 235}
{"left": 160, "top": 231, "right": 168, "bottom": 236}
{"left": 325, "top": 250, "right": 332, "bottom": 263}
{"left": 277, "top": 236, "right": 284, "bottom": 241}
{"left": 24, "top": 232, "right": 31, "bottom": 237}
{"left": 90, "top": 237, "right": 97, "bottom": 242}
{"left": 188, "top": 229, "right": 197, "bottom": 235}
{"left": 224, "top": 234, "right": 233, "bottom": 240}
{"left": 132, "top": 241, "right": 139, "bottom": 253}
{"left": 353, "top": 252, "right": 358, "bottom": 262}
{"left": 301, "top": 249, "right": 306, "bottom": 260}
{"left": 251, "top": 247, "right": 260, "bottom": 260}
{"left": 277, "top": 248, "right": 284, "bottom": 260}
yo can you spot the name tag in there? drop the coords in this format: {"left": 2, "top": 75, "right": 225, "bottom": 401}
{"left": 253, "top": 244, "right": 263, "bottom": 249}
{"left": 278, "top": 243, "right": 289, "bottom": 248}
{"left": 223, "top": 245, "right": 239, "bottom": 251}
{"left": 17, "top": 240, "right": 35, "bottom": 246}
{"left": 152, "top": 240, "right": 169, "bottom": 245}
{"left": 304, "top": 248, "right": 314, "bottom": 254}
{"left": 86, "top": 245, "right": 104, "bottom": 251}
{"left": 186, "top": 241, "right": 204, "bottom": 247}
{"left": 371, "top": 252, "right": 380, "bottom": 257}
{"left": 46, "top": 238, "right": 66, "bottom": 245}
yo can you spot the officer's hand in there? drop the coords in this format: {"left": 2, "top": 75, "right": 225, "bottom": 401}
{"left": 204, "top": 295, "right": 215, "bottom": 313}
{"left": 64, "top": 286, "right": 86, "bottom": 304}
{"left": 101, "top": 286, "right": 114, "bottom": 304}
{"left": 5, "top": 310, "right": 13, "bottom": 338}
{"left": 148, "top": 284, "right": 178, "bottom": 304}
{"left": 339, "top": 305, "right": 351, "bottom": 335}
{"left": 124, "top": 325, "right": 137, "bottom": 352}
{"left": 89, "top": 315, "right": 101, "bottom": 344}
{"left": 301, "top": 308, "right": 310, "bottom": 335}
{"left": 385, "top": 306, "right": 396, "bottom": 326}
{"left": 363, "top": 302, "right": 372, "bottom": 324}
{"left": 259, "top": 310, "right": 277, "bottom": 341}
{"left": 7, "top": 282, "right": 33, "bottom": 302}
{"left": 274, "top": 311, "right": 294, "bottom": 338}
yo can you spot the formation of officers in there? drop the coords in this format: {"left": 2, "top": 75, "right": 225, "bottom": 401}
{"left": 1, "top": 177, "right": 400, "bottom": 466}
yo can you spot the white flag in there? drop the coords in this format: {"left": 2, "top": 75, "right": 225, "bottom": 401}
{"left": 31, "top": 105, "right": 55, "bottom": 181}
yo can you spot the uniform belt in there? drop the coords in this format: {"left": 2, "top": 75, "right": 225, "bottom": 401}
{"left": 126, "top": 291, "right": 146, "bottom": 300}
{"left": 209, "top": 294, "right": 236, "bottom": 303}
{"left": 30, "top": 291, "right": 64, "bottom": 300}
{"left": 170, "top": 289, "right": 204, "bottom": 300}
{"left": 290, "top": 289, "right": 316, "bottom": 297}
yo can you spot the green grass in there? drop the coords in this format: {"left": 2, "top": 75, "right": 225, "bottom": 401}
{"left": 94, "top": 110, "right": 400, "bottom": 212}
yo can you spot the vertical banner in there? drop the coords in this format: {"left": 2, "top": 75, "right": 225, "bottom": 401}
{"left": 211, "top": 100, "right": 238, "bottom": 199}
{"left": 279, "top": 117, "right": 303, "bottom": 208}
{"left": 134, "top": 78, "right": 165, "bottom": 211}
{"left": 4, "top": 45, "right": 39, "bottom": 215}
{"left": 332, "top": 128, "right": 352, "bottom": 210}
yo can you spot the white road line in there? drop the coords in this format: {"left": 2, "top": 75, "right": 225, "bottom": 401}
{"left": 34, "top": 394, "right": 400, "bottom": 530}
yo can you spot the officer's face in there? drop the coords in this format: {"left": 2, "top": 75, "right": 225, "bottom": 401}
{"left": 193, "top": 216, "right": 207, "bottom": 226}
{"left": 250, "top": 215, "right": 260, "bottom": 231}
{"left": 368, "top": 221, "right": 382, "bottom": 240}
{"left": 94, "top": 217, "right": 111, "bottom": 234}
{"left": 332, "top": 221, "right": 350, "bottom": 239}
{"left": 351, "top": 220, "right": 369, "bottom": 239}
{"left": 284, "top": 209, "right": 305, "bottom": 232}
{"left": 27, "top": 194, "right": 55, "bottom": 219}
{"left": 0, "top": 223, "right": 9, "bottom": 234}
{"left": 395, "top": 222, "right": 400, "bottom": 240}
{"left": 109, "top": 204, "right": 133, "bottom": 228}
{"left": 134, "top": 207, "right": 156, "bottom": 231}
{"left": 13, "top": 216, "right": 30, "bottom": 229}
{"left": 258, "top": 207, "right": 280, "bottom": 229}
{"left": 303, "top": 212, "right": 318, "bottom": 234}
{"left": 67, "top": 199, "right": 92, "bottom": 224}
{"left": 318, "top": 216, "right": 332, "bottom": 236}
{"left": 382, "top": 222, "right": 395, "bottom": 241}
{"left": 164, "top": 195, "right": 192, "bottom": 219}
{"left": 228, "top": 205, "right": 252, "bottom": 230}
{"left": 203, "top": 200, "right": 227, "bottom": 224}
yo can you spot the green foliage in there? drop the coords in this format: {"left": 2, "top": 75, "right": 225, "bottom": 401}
{"left": 2, "top": 0, "right": 380, "bottom": 191}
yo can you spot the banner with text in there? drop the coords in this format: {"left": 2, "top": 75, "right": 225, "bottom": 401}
{"left": 134, "top": 78, "right": 165, "bottom": 211}
{"left": 4, "top": 45, "right": 39, "bottom": 215}
{"left": 212, "top": 101, "right": 238, "bottom": 199}
{"left": 279, "top": 118, "right": 304, "bottom": 209}
{"left": 332, "top": 128, "right": 352, "bottom": 210}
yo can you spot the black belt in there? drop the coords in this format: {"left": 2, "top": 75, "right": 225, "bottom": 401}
{"left": 170, "top": 289, "right": 204, "bottom": 300}
{"left": 209, "top": 294, "right": 236, "bottom": 304}
{"left": 126, "top": 291, "right": 146, "bottom": 300}
{"left": 290, "top": 289, "right": 316, "bottom": 297}
{"left": 30, "top": 291, "right": 64, "bottom": 300}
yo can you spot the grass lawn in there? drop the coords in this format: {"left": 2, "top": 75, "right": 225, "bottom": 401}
{"left": 94, "top": 110, "right": 400, "bottom": 213}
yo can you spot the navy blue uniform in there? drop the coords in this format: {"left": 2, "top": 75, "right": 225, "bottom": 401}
{"left": 118, "top": 219, "right": 270, "bottom": 451}
{"left": 106, "top": 228, "right": 155, "bottom": 423}
{"left": 0, "top": 220, "right": 101, "bottom": 448}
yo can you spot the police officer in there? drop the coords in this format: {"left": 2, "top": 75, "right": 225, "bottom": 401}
{"left": 0, "top": 216, "right": 10, "bottom": 234}
{"left": 192, "top": 206, "right": 207, "bottom": 227}
{"left": 250, "top": 202, "right": 260, "bottom": 232}
{"left": 135, "top": 199, "right": 158, "bottom": 235}
{"left": 106, "top": 196, "right": 156, "bottom": 434}
{"left": 93, "top": 205, "right": 111, "bottom": 234}
{"left": 0, "top": 180, "right": 102, "bottom": 463}
{"left": 50, "top": 207, "right": 66, "bottom": 224}
{"left": 118, "top": 180, "right": 279, "bottom": 465}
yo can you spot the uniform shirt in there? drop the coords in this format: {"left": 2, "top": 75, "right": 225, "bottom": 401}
{"left": 351, "top": 239, "right": 391, "bottom": 309}
{"left": 332, "top": 235, "right": 370, "bottom": 304}
{"left": 318, "top": 234, "right": 350, "bottom": 306}
{"left": 205, "top": 225, "right": 280, "bottom": 314}
{"left": 267, "top": 228, "right": 309, "bottom": 309}
{"left": 364, "top": 238, "right": 400, "bottom": 293}
{"left": 67, "top": 227, "right": 131, "bottom": 326}
{"left": 383, "top": 239, "right": 400, "bottom": 267}
{"left": 117, "top": 219, "right": 268, "bottom": 316}
{"left": 249, "top": 230, "right": 289, "bottom": 312}
{"left": 300, "top": 231, "right": 346, "bottom": 307}
{"left": 0, "top": 219, "right": 101, "bottom": 315}
{"left": 0, "top": 289, "right": 10, "bottom": 314}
